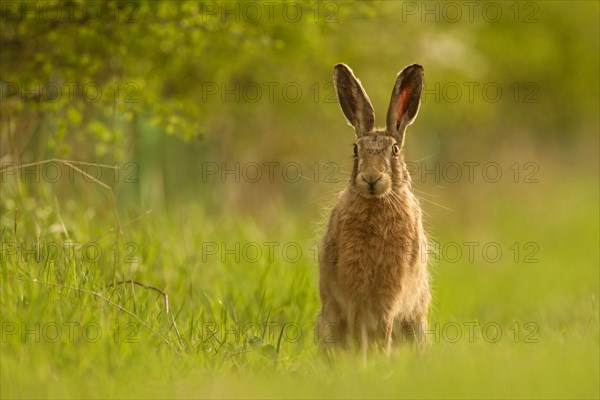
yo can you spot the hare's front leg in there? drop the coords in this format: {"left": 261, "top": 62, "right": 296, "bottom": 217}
{"left": 413, "top": 314, "right": 428, "bottom": 350}
{"left": 345, "top": 304, "right": 356, "bottom": 350}
{"left": 317, "top": 297, "right": 346, "bottom": 350}
{"left": 383, "top": 315, "right": 395, "bottom": 354}
{"left": 398, "top": 309, "right": 429, "bottom": 350}
{"left": 412, "top": 289, "right": 431, "bottom": 349}
{"left": 348, "top": 306, "right": 369, "bottom": 364}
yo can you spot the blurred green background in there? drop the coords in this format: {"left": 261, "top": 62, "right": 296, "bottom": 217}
{"left": 1, "top": 1, "right": 599, "bottom": 399}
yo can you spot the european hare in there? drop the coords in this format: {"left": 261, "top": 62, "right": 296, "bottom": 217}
{"left": 317, "top": 63, "right": 431, "bottom": 359}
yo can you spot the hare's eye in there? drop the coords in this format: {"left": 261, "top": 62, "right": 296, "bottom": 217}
{"left": 392, "top": 144, "right": 400, "bottom": 156}
{"left": 353, "top": 144, "right": 358, "bottom": 156}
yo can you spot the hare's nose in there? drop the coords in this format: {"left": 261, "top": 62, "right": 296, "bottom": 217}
{"left": 362, "top": 174, "right": 382, "bottom": 189}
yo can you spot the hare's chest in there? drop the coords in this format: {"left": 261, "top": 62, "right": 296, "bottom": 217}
{"left": 334, "top": 213, "right": 410, "bottom": 295}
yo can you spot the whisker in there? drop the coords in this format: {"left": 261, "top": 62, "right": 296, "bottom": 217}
{"left": 415, "top": 196, "right": 455, "bottom": 212}
{"left": 410, "top": 152, "right": 437, "bottom": 163}
{"left": 412, "top": 187, "right": 441, "bottom": 198}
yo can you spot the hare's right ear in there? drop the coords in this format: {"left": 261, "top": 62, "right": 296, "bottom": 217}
{"left": 386, "top": 64, "right": 424, "bottom": 148}
{"left": 333, "top": 64, "right": 375, "bottom": 138}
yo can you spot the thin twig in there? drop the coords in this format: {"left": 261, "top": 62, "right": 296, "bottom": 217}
{"left": 93, "top": 279, "right": 182, "bottom": 351}
{"left": 107, "top": 279, "right": 170, "bottom": 314}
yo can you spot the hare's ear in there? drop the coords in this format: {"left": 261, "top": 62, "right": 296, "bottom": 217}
{"left": 333, "top": 64, "right": 375, "bottom": 138}
{"left": 386, "top": 64, "right": 424, "bottom": 147}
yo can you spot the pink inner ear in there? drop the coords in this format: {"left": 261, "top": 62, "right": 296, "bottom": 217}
{"left": 396, "top": 82, "right": 414, "bottom": 123}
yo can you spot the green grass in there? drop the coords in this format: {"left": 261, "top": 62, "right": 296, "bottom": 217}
{"left": 1, "top": 155, "right": 598, "bottom": 399}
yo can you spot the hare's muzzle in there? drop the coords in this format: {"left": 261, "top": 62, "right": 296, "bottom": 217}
{"left": 357, "top": 168, "right": 390, "bottom": 197}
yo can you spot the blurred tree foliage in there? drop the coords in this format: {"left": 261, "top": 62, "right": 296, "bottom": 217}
{"left": 0, "top": 0, "right": 358, "bottom": 160}
{"left": 2, "top": 1, "right": 597, "bottom": 160}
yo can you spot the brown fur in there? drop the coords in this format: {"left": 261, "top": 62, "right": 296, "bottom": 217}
{"left": 317, "top": 64, "right": 431, "bottom": 359}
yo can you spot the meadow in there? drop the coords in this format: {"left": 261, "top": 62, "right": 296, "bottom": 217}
{"left": 1, "top": 1, "right": 599, "bottom": 399}
{"left": 1, "top": 138, "right": 598, "bottom": 399}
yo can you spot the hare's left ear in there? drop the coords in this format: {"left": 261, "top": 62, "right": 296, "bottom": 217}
{"left": 334, "top": 63, "right": 375, "bottom": 138}
{"left": 386, "top": 64, "right": 424, "bottom": 147}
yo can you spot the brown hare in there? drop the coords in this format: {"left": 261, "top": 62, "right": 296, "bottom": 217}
{"left": 317, "top": 63, "right": 431, "bottom": 359}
